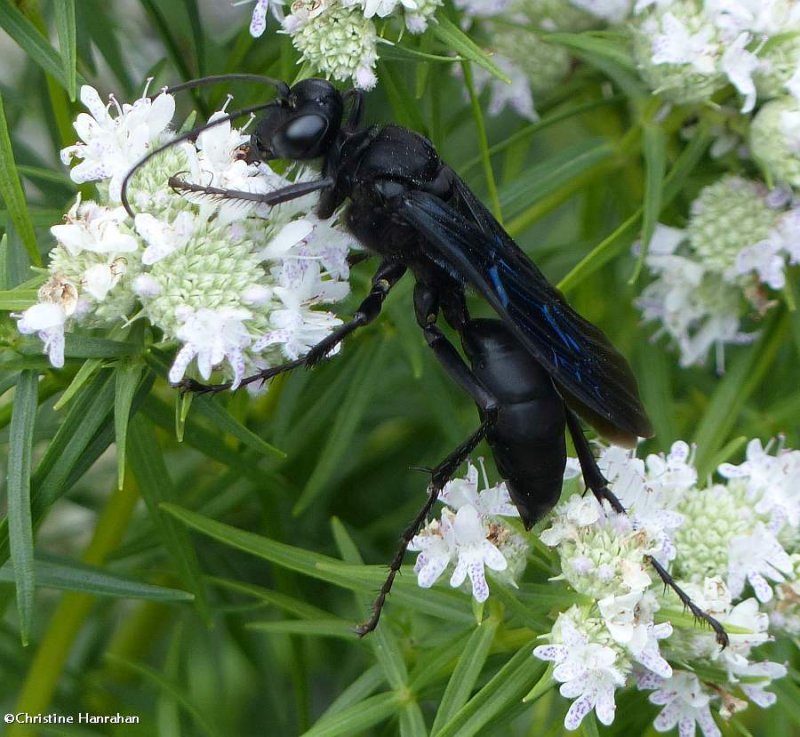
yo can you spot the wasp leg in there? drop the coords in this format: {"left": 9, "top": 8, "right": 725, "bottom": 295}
{"left": 564, "top": 409, "right": 729, "bottom": 648}
{"left": 343, "top": 88, "right": 365, "bottom": 131}
{"left": 564, "top": 410, "right": 626, "bottom": 514}
{"left": 167, "top": 175, "right": 336, "bottom": 207}
{"left": 357, "top": 290, "right": 499, "bottom": 635}
{"left": 649, "top": 557, "right": 729, "bottom": 648}
{"left": 179, "top": 260, "right": 406, "bottom": 393}
{"left": 356, "top": 417, "right": 493, "bottom": 637}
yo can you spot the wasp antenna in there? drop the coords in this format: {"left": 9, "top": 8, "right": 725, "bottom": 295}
{"left": 120, "top": 100, "right": 280, "bottom": 218}
{"left": 163, "top": 74, "right": 290, "bottom": 99}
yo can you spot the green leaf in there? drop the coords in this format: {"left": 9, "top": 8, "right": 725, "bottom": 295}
{"left": 115, "top": 360, "right": 144, "bottom": 490}
{"left": 431, "top": 618, "right": 499, "bottom": 734}
{"left": 54, "top": 0, "right": 77, "bottom": 101}
{"left": 376, "top": 39, "right": 465, "bottom": 64}
{"left": 0, "top": 288, "right": 38, "bottom": 309}
{"left": 501, "top": 139, "right": 615, "bottom": 223}
{"left": 0, "top": 555, "right": 193, "bottom": 601}
{"left": 7, "top": 370, "right": 38, "bottom": 644}
{"left": 399, "top": 703, "right": 428, "bottom": 737}
{"left": 521, "top": 665, "right": 556, "bottom": 703}
{"left": 162, "top": 504, "right": 470, "bottom": 626}
{"left": 693, "top": 312, "right": 788, "bottom": 475}
{"left": 127, "top": 415, "right": 209, "bottom": 618}
{"left": 301, "top": 692, "right": 400, "bottom": 737}
{"left": 105, "top": 654, "right": 222, "bottom": 737}
{"left": 319, "top": 665, "right": 385, "bottom": 720}
{"left": 0, "top": 93, "right": 40, "bottom": 267}
{"left": 432, "top": 16, "right": 510, "bottom": 84}
{"left": 32, "top": 371, "right": 116, "bottom": 507}
{"left": 247, "top": 619, "right": 356, "bottom": 639}
{"left": 559, "top": 125, "right": 710, "bottom": 292}
{"left": 52, "top": 358, "right": 102, "bottom": 410}
{"left": 544, "top": 31, "right": 636, "bottom": 71}
{"left": 378, "top": 61, "right": 427, "bottom": 133}
{"left": 209, "top": 576, "right": 338, "bottom": 621}
{"left": 294, "top": 338, "right": 388, "bottom": 515}
{"left": 462, "top": 61, "right": 502, "bottom": 221}
{"left": 190, "top": 395, "right": 285, "bottom": 460}
{"left": 434, "top": 643, "right": 544, "bottom": 737}
{"left": 0, "top": 3, "right": 66, "bottom": 90}
{"left": 331, "top": 518, "right": 409, "bottom": 691}
{"left": 632, "top": 123, "right": 666, "bottom": 283}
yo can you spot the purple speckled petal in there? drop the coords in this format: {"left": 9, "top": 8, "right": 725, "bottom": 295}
{"left": 564, "top": 693, "right": 593, "bottom": 731}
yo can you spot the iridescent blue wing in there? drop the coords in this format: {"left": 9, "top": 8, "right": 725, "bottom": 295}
{"left": 398, "top": 188, "right": 652, "bottom": 444}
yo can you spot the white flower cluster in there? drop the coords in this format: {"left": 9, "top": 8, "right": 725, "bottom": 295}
{"left": 16, "top": 84, "right": 355, "bottom": 386}
{"left": 248, "top": 0, "right": 443, "bottom": 90}
{"left": 632, "top": 0, "right": 800, "bottom": 114}
{"left": 534, "top": 439, "right": 793, "bottom": 735}
{"left": 637, "top": 175, "right": 800, "bottom": 368}
{"left": 409, "top": 461, "right": 529, "bottom": 602}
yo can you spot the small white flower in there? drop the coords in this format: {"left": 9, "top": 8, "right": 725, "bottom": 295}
{"left": 135, "top": 211, "right": 196, "bottom": 265}
{"left": 83, "top": 260, "right": 126, "bottom": 301}
{"left": 728, "top": 523, "right": 793, "bottom": 602}
{"left": 51, "top": 198, "right": 138, "bottom": 257}
{"left": 648, "top": 671, "right": 721, "bottom": 737}
{"left": 650, "top": 13, "right": 717, "bottom": 74}
{"left": 439, "top": 460, "right": 519, "bottom": 518}
{"left": 16, "top": 302, "right": 68, "bottom": 368}
{"left": 468, "top": 56, "right": 538, "bottom": 122}
{"left": 733, "top": 660, "right": 787, "bottom": 707}
{"left": 720, "top": 32, "right": 759, "bottom": 113}
{"left": 409, "top": 517, "right": 453, "bottom": 588}
{"left": 168, "top": 306, "right": 254, "bottom": 389}
{"left": 249, "top": 0, "right": 284, "bottom": 37}
{"left": 448, "top": 505, "right": 509, "bottom": 602}
{"left": 534, "top": 613, "right": 627, "bottom": 729}
{"left": 60, "top": 85, "right": 175, "bottom": 202}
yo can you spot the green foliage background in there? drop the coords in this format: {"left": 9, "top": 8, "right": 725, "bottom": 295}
{"left": 0, "top": 1, "right": 798, "bottom": 735}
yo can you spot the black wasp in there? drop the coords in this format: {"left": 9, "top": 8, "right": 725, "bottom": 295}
{"left": 122, "top": 75, "right": 727, "bottom": 645}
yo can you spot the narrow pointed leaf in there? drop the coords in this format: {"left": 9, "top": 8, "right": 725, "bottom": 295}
{"left": 191, "top": 394, "right": 285, "bottom": 459}
{"left": 0, "top": 93, "right": 40, "bottom": 266}
{"left": 432, "top": 17, "right": 510, "bottom": 84}
{"left": 114, "top": 360, "right": 144, "bottom": 489}
{"left": 432, "top": 618, "right": 499, "bottom": 734}
{"left": 294, "top": 338, "right": 388, "bottom": 515}
{"left": 0, "top": 0, "right": 79, "bottom": 93}
{"left": 54, "top": 0, "right": 77, "bottom": 100}
{"left": 105, "top": 654, "right": 222, "bottom": 737}
{"left": 127, "top": 415, "right": 209, "bottom": 618}
{"left": 7, "top": 370, "right": 38, "bottom": 644}
{"left": 301, "top": 692, "right": 400, "bottom": 737}
{"left": 53, "top": 358, "right": 102, "bottom": 410}
{"left": 0, "top": 555, "right": 193, "bottom": 601}
{"left": 247, "top": 619, "right": 356, "bottom": 638}
{"left": 435, "top": 644, "right": 544, "bottom": 737}
{"left": 331, "top": 518, "right": 409, "bottom": 690}
{"left": 632, "top": 123, "right": 666, "bottom": 282}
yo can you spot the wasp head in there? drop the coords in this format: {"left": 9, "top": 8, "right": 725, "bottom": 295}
{"left": 250, "top": 78, "right": 343, "bottom": 161}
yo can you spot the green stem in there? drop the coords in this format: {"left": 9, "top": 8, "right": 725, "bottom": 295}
{"left": 9, "top": 477, "right": 139, "bottom": 735}
{"left": 460, "top": 61, "right": 503, "bottom": 223}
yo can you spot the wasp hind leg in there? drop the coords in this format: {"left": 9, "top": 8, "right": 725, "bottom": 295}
{"left": 355, "top": 417, "right": 493, "bottom": 637}
{"left": 565, "top": 409, "right": 729, "bottom": 648}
